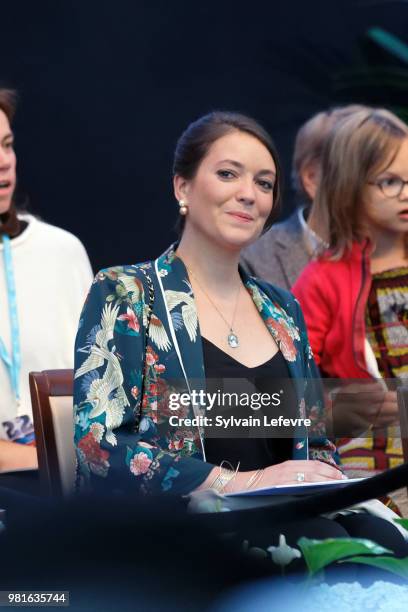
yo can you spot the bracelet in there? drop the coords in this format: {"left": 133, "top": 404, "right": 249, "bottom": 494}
{"left": 222, "top": 461, "right": 241, "bottom": 494}
{"left": 208, "top": 461, "right": 233, "bottom": 492}
{"left": 246, "top": 469, "right": 261, "bottom": 489}
{"left": 210, "top": 461, "right": 240, "bottom": 494}
{"left": 209, "top": 470, "right": 233, "bottom": 493}
{"left": 246, "top": 468, "right": 264, "bottom": 490}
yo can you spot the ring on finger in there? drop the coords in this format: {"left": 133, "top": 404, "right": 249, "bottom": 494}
{"left": 296, "top": 472, "right": 305, "bottom": 483}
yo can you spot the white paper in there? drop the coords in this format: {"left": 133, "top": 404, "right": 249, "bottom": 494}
{"left": 228, "top": 477, "right": 365, "bottom": 497}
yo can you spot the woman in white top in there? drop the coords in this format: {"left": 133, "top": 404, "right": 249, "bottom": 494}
{"left": 0, "top": 88, "right": 93, "bottom": 472}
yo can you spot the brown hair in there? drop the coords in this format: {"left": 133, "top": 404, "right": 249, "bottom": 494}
{"left": 173, "top": 111, "right": 282, "bottom": 233}
{"left": 0, "top": 89, "right": 17, "bottom": 123}
{"left": 292, "top": 105, "right": 368, "bottom": 202}
{"left": 308, "top": 107, "right": 408, "bottom": 259}
{"left": 0, "top": 88, "right": 20, "bottom": 237}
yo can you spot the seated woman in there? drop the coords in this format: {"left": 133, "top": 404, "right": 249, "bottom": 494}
{"left": 0, "top": 88, "right": 93, "bottom": 478}
{"left": 74, "top": 111, "right": 407, "bottom": 557}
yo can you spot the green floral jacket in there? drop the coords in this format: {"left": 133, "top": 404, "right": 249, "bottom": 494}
{"left": 74, "top": 244, "right": 337, "bottom": 496}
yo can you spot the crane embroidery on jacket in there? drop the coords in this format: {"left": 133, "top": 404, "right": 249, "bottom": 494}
{"left": 75, "top": 303, "right": 130, "bottom": 446}
{"left": 165, "top": 281, "right": 198, "bottom": 343}
{"left": 75, "top": 270, "right": 171, "bottom": 446}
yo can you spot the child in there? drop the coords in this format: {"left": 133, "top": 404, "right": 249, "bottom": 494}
{"left": 293, "top": 108, "right": 408, "bottom": 484}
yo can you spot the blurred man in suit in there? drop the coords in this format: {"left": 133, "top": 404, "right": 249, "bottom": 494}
{"left": 241, "top": 105, "right": 366, "bottom": 288}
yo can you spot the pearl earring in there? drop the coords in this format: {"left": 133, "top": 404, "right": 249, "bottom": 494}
{"left": 178, "top": 199, "right": 188, "bottom": 216}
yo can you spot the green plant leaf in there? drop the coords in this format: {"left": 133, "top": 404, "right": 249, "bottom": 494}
{"left": 340, "top": 555, "right": 408, "bottom": 580}
{"left": 394, "top": 518, "right": 408, "bottom": 530}
{"left": 297, "top": 537, "right": 392, "bottom": 576}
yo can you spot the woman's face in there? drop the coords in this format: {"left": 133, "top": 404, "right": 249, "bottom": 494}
{"left": 362, "top": 137, "right": 408, "bottom": 237}
{"left": 175, "top": 130, "right": 276, "bottom": 250}
{"left": 0, "top": 109, "right": 16, "bottom": 215}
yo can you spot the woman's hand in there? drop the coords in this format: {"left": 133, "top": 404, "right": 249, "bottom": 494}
{"left": 227, "top": 459, "right": 344, "bottom": 493}
{"left": 259, "top": 460, "right": 345, "bottom": 487}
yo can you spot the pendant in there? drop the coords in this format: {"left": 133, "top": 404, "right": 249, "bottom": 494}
{"left": 227, "top": 332, "right": 239, "bottom": 348}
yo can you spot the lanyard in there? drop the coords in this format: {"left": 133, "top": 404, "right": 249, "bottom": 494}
{"left": 0, "top": 234, "right": 21, "bottom": 405}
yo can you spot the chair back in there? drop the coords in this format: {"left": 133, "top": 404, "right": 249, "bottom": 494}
{"left": 29, "top": 369, "right": 75, "bottom": 497}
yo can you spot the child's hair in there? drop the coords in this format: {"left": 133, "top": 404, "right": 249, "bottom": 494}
{"left": 308, "top": 108, "right": 408, "bottom": 259}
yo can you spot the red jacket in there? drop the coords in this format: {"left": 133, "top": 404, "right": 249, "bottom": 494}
{"left": 292, "top": 241, "right": 372, "bottom": 379}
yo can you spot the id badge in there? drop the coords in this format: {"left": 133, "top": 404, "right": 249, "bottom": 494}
{"left": 2, "top": 415, "right": 35, "bottom": 445}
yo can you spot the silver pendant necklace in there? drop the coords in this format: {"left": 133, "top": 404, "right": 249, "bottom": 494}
{"left": 227, "top": 331, "right": 239, "bottom": 349}
{"left": 186, "top": 266, "right": 241, "bottom": 348}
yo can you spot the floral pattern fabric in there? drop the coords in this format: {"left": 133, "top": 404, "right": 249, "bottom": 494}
{"left": 74, "top": 244, "right": 337, "bottom": 496}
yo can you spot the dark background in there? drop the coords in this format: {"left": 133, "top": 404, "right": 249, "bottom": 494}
{"left": 1, "top": 0, "right": 408, "bottom": 272}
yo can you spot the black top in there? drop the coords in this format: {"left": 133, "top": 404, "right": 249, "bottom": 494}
{"left": 202, "top": 337, "right": 297, "bottom": 471}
